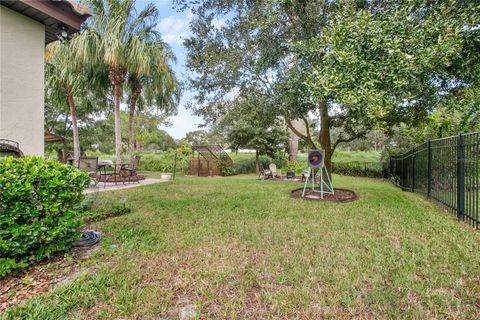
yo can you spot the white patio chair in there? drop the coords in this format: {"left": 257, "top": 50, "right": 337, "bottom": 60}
{"left": 269, "top": 163, "right": 281, "bottom": 178}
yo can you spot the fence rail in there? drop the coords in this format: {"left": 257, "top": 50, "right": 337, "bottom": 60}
{"left": 389, "top": 132, "right": 479, "bottom": 229}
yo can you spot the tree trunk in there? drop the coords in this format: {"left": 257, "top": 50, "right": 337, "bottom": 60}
{"left": 255, "top": 149, "right": 260, "bottom": 174}
{"left": 285, "top": 117, "right": 317, "bottom": 150}
{"left": 318, "top": 100, "right": 333, "bottom": 172}
{"left": 128, "top": 88, "right": 140, "bottom": 165}
{"left": 113, "top": 83, "right": 124, "bottom": 164}
{"left": 67, "top": 93, "right": 80, "bottom": 166}
{"left": 109, "top": 67, "right": 127, "bottom": 165}
{"left": 288, "top": 135, "right": 299, "bottom": 162}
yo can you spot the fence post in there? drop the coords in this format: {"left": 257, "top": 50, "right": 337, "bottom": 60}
{"left": 427, "top": 139, "right": 432, "bottom": 198}
{"left": 411, "top": 147, "right": 415, "bottom": 192}
{"left": 457, "top": 132, "right": 465, "bottom": 221}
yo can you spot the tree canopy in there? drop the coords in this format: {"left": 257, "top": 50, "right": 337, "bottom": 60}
{"left": 44, "top": 0, "right": 180, "bottom": 161}
{"left": 179, "top": 0, "right": 480, "bottom": 166}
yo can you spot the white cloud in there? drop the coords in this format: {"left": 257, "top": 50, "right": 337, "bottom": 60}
{"left": 157, "top": 16, "right": 188, "bottom": 45}
{"left": 157, "top": 11, "right": 226, "bottom": 46}
{"left": 160, "top": 105, "right": 203, "bottom": 139}
{"left": 212, "top": 18, "right": 226, "bottom": 29}
{"left": 157, "top": 11, "right": 194, "bottom": 46}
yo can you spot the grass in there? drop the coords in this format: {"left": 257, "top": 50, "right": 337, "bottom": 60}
{"left": 2, "top": 175, "right": 479, "bottom": 319}
{"left": 330, "top": 150, "right": 381, "bottom": 162}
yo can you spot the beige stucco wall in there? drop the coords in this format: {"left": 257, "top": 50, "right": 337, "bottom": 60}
{"left": 0, "top": 6, "right": 45, "bottom": 156}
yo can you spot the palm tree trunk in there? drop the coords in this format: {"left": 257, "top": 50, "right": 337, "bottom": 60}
{"left": 113, "top": 83, "right": 124, "bottom": 164}
{"left": 67, "top": 93, "right": 80, "bottom": 166}
{"left": 128, "top": 88, "right": 140, "bottom": 165}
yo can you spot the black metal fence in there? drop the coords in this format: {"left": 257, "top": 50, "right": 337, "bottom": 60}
{"left": 389, "top": 132, "right": 479, "bottom": 229}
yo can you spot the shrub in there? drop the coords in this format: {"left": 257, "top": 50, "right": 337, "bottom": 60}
{"left": 234, "top": 156, "right": 271, "bottom": 174}
{"left": 283, "top": 161, "right": 308, "bottom": 175}
{"left": 0, "top": 157, "right": 90, "bottom": 276}
{"left": 271, "top": 151, "right": 288, "bottom": 169}
{"left": 138, "top": 148, "right": 191, "bottom": 174}
{"left": 218, "top": 154, "right": 237, "bottom": 176}
{"left": 332, "top": 161, "right": 385, "bottom": 178}
{"left": 138, "top": 153, "right": 167, "bottom": 172}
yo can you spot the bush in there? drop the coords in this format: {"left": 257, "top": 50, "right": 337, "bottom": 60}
{"left": 283, "top": 161, "right": 308, "bottom": 175}
{"left": 332, "top": 161, "right": 385, "bottom": 178}
{"left": 138, "top": 147, "right": 192, "bottom": 174}
{"left": 271, "top": 151, "right": 288, "bottom": 169}
{"left": 218, "top": 154, "right": 237, "bottom": 176}
{"left": 234, "top": 155, "right": 271, "bottom": 174}
{"left": 139, "top": 153, "right": 176, "bottom": 172}
{"left": 0, "top": 157, "right": 90, "bottom": 276}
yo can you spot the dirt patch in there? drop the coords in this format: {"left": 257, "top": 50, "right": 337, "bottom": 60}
{"left": 0, "top": 245, "right": 99, "bottom": 311}
{"left": 290, "top": 188, "right": 358, "bottom": 202}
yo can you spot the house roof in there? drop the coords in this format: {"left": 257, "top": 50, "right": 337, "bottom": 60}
{"left": 1, "top": 0, "right": 92, "bottom": 44}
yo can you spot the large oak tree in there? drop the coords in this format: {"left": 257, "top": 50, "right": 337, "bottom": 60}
{"left": 179, "top": 0, "right": 479, "bottom": 170}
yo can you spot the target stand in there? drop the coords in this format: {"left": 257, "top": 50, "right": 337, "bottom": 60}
{"left": 302, "top": 150, "right": 334, "bottom": 199}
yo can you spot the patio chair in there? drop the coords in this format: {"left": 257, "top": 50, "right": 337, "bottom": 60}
{"left": 258, "top": 163, "right": 273, "bottom": 180}
{"left": 100, "top": 162, "right": 131, "bottom": 186}
{"left": 301, "top": 169, "right": 310, "bottom": 182}
{"left": 78, "top": 157, "right": 99, "bottom": 188}
{"left": 269, "top": 163, "right": 281, "bottom": 178}
{"left": 123, "top": 156, "right": 141, "bottom": 183}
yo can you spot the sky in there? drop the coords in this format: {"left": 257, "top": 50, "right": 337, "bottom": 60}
{"left": 135, "top": 0, "right": 203, "bottom": 139}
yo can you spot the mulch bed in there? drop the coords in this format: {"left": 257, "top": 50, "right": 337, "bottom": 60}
{"left": 260, "top": 176, "right": 304, "bottom": 182}
{"left": 291, "top": 187, "right": 358, "bottom": 202}
{"left": 0, "top": 245, "right": 99, "bottom": 312}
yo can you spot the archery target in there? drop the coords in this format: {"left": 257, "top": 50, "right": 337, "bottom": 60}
{"left": 307, "top": 150, "right": 325, "bottom": 168}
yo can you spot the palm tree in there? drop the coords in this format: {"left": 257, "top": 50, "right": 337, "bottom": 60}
{"left": 74, "top": 0, "right": 161, "bottom": 164}
{"left": 126, "top": 41, "right": 180, "bottom": 164}
{"left": 45, "top": 42, "right": 85, "bottom": 165}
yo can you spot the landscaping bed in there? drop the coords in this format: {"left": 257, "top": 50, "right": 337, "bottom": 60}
{"left": 0, "top": 245, "right": 98, "bottom": 312}
{"left": 290, "top": 187, "right": 357, "bottom": 202}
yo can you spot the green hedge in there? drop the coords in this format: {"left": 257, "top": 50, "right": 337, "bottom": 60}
{"left": 234, "top": 156, "right": 272, "bottom": 174}
{"left": 137, "top": 148, "right": 192, "bottom": 174}
{"left": 0, "top": 157, "right": 90, "bottom": 276}
{"left": 138, "top": 153, "right": 171, "bottom": 172}
{"left": 332, "top": 161, "right": 385, "bottom": 178}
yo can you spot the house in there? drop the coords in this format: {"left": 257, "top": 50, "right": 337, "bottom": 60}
{"left": 0, "top": 0, "right": 91, "bottom": 156}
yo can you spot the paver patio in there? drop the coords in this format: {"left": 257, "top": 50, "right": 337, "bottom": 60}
{"left": 84, "top": 178, "right": 168, "bottom": 194}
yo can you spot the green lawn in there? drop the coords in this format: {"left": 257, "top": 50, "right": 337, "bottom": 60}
{"left": 3, "top": 175, "right": 479, "bottom": 319}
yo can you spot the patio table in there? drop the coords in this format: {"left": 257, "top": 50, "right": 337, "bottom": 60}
{"left": 98, "top": 162, "right": 133, "bottom": 186}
